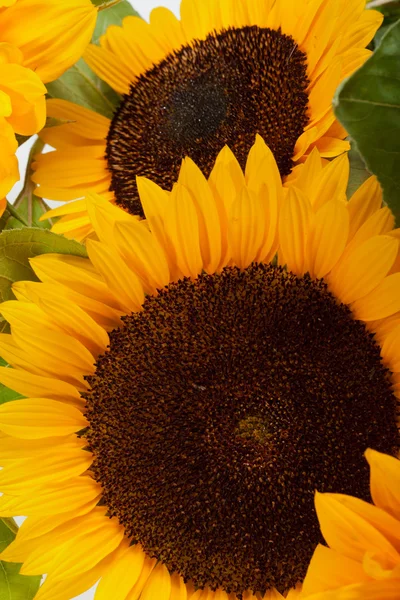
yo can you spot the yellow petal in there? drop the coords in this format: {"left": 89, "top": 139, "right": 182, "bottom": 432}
{"left": 0, "top": 333, "right": 86, "bottom": 391}
{"left": 303, "top": 578, "right": 400, "bottom": 600}
{"left": 149, "top": 7, "right": 186, "bottom": 53}
{"left": 178, "top": 157, "right": 222, "bottom": 274}
{"left": 285, "top": 148, "right": 324, "bottom": 196}
{"left": 29, "top": 254, "right": 120, "bottom": 310}
{"left": 48, "top": 516, "right": 124, "bottom": 581}
{"left": 0, "top": 433, "right": 85, "bottom": 463}
{"left": 136, "top": 176, "right": 170, "bottom": 253}
{"left": 307, "top": 200, "right": 349, "bottom": 278}
{"left": 309, "top": 152, "right": 349, "bottom": 211}
{"left": 13, "top": 279, "right": 121, "bottom": 334}
{"left": 348, "top": 176, "right": 383, "bottom": 241}
{"left": 303, "top": 545, "right": 372, "bottom": 594}
{"left": 164, "top": 183, "right": 203, "bottom": 279}
{"left": 126, "top": 555, "right": 157, "bottom": 600}
{"left": 0, "top": 476, "right": 100, "bottom": 517}
{"left": 327, "top": 236, "right": 398, "bottom": 305}
{"left": 0, "top": 398, "right": 87, "bottom": 439}
{"left": 0, "top": 446, "right": 92, "bottom": 493}
{"left": 308, "top": 59, "right": 343, "bottom": 127}
{"left": 37, "top": 294, "right": 109, "bottom": 357}
{"left": 12, "top": 325, "right": 95, "bottom": 378}
{"left": 365, "top": 449, "right": 400, "bottom": 521}
{"left": 380, "top": 323, "right": 400, "bottom": 371}
{"left": 86, "top": 239, "right": 144, "bottom": 313}
{"left": 1, "top": 0, "right": 97, "bottom": 83}
{"left": 315, "top": 491, "right": 400, "bottom": 564}
{"left": 279, "top": 186, "right": 312, "bottom": 276}
{"left": 84, "top": 44, "right": 131, "bottom": 94}
{"left": 16, "top": 501, "right": 97, "bottom": 543}
{"left": 0, "top": 300, "right": 58, "bottom": 332}
{"left": 352, "top": 273, "right": 400, "bottom": 321}
{"left": 228, "top": 186, "right": 265, "bottom": 269}
{"left": 94, "top": 542, "right": 146, "bottom": 600}
{"left": 311, "top": 136, "right": 350, "bottom": 158}
{"left": 44, "top": 98, "right": 110, "bottom": 140}
{"left": 114, "top": 220, "right": 170, "bottom": 294}
{"left": 140, "top": 562, "right": 171, "bottom": 600}
{"left": 34, "top": 549, "right": 118, "bottom": 600}
{"left": 245, "top": 135, "right": 281, "bottom": 200}
{"left": 349, "top": 207, "right": 395, "bottom": 250}
{"left": 0, "top": 366, "right": 82, "bottom": 405}
{"left": 169, "top": 573, "right": 188, "bottom": 600}
{"left": 21, "top": 508, "right": 123, "bottom": 578}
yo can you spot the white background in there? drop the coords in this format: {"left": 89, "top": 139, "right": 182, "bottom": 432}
{"left": 13, "top": 1, "right": 180, "bottom": 599}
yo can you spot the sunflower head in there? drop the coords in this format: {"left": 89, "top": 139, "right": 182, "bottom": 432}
{"left": 0, "top": 137, "right": 399, "bottom": 600}
{"left": 32, "top": 0, "right": 383, "bottom": 238}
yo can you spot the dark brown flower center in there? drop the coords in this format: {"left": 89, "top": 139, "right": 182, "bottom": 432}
{"left": 106, "top": 26, "right": 310, "bottom": 217}
{"left": 85, "top": 264, "right": 399, "bottom": 596}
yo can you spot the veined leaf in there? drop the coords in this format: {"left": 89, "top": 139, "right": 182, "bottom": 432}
{"left": 46, "top": 58, "right": 120, "bottom": 119}
{"left": 93, "top": 0, "right": 139, "bottom": 44}
{"left": 0, "top": 519, "right": 41, "bottom": 599}
{"left": 0, "top": 228, "right": 87, "bottom": 334}
{"left": 334, "top": 20, "right": 400, "bottom": 222}
{"left": 347, "top": 145, "right": 371, "bottom": 197}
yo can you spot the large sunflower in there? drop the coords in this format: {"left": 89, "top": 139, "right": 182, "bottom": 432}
{"left": 0, "top": 137, "right": 399, "bottom": 600}
{"left": 301, "top": 449, "right": 400, "bottom": 599}
{"left": 32, "top": 0, "right": 382, "bottom": 240}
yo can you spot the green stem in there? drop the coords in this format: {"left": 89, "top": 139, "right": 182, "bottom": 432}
{"left": 93, "top": 0, "right": 122, "bottom": 10}
{"left": 6, "top": 202, "right": 28, "bottom": 227}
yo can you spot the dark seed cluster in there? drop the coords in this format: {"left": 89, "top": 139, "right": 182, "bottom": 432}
{"left": 85, "top": 265, "right": 399, "bottom": 596}
{"left": 106, "top": 26, "right": 310, "bottom": 216}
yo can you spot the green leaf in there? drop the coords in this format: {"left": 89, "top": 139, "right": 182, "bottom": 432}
{"left": 371, "top": 1, "right": 400, "bottom": 46}
{"left": 0, "top": 228, "right": 87, "bottom": 334}
{"left": 334, "top": 19, "right": 400, "bottom": 222}
{"left": 92, "top": 0, "right": 139, "bottom": 44}
{"left": 347, "top": 145, "right": 371, "bottom": 197}
{"left": 0, "top": 208, "right": 25, "bottom": 233}
{"left": 46, "top": 58, "right": 120, "bottom": 119}
{"left": 0, "top": 519, "right": 41, "bottom": 600}
{"left": 370, "top": 0, "right": 400, "bottom": 22}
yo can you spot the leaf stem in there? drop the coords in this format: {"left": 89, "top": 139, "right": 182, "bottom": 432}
{"left": 6, "top": 202, "right": 28, "bottom": 226}
{"left": 94, "top": 0, "right": 122, "bottom": 10}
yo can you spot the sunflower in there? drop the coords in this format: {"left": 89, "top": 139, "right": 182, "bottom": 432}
{"left": 0, "top": 119, "right": 19, "bottom": 199}
{"left": 0, "top": 136, "right": 399, "bottom": 600}
{"left": 0, "top": 0, "right": 97, "bottom": 197}
{"left": 300, "top": 449, "right": 400, "bottom": 599}
{"left": 32, "top": 0, "right": 382, "bottom": 240}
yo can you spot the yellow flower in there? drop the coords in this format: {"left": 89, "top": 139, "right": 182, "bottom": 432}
{"left": 301, "top": 450, "right": 400, "bottom": 600}
{"left": 0, "top": 43, "right": 46, "bottom": 135}
{"left": 0, "top": 0, "right": 97, "bottom": 197}
{"left": 0, "top": 0, "right": 97, "bottom": 83}
{"left": 0, "top": 118, "right": 19, "bottom": 198}
{"left": 0, "top": 137, "right": 398, "bottom": 600}
{"left": 32, "top": 0, "right": 382, "bottom": 240}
